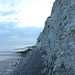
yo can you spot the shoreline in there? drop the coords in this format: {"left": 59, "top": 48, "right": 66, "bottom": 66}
{"left": 0, "top": 45, "right": 36, "bottom": 75}
{"left": 0, "top": 53, "right": 19, "bottom": 75}
{"left": 8, "top": 48, "right": 47, "bottom": 75}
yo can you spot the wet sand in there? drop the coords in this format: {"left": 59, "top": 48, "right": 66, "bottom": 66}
{"left": 0, "top": 53, "right": 19, "bottom": 75}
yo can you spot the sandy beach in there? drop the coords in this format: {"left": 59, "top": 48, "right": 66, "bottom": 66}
{"left": 0, "top": 52, "right": 19, "bottom": 75}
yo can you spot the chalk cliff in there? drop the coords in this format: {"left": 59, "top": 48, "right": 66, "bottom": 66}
{"left": 36, "top": 0, "right": 75, "bottom": 75}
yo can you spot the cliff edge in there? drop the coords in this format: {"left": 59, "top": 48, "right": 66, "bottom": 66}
{"left": 36, "top": 0, "right": 75, "bottom": 75}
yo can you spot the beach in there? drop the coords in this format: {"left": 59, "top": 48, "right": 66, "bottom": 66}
{"left": 9, "top": 48, "right": 47, "bottom": 75}
{"left": 0, "top": 45, "right": 47, "bottom": 75}
{"left": 0, "top": 45, "right": 33, "bottom": 75}
{"left": 0, "top": 51, "right": 20, "bottom": 75}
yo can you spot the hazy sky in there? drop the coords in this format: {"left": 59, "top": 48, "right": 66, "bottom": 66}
{"left": 0, "top": 0, "right": 55, "bottom": 45}
{"left": 0, "top": 0, "right": 55, "bottom": 27}
{"left": 0, "top": 26, "right": 43, "bottom": 45}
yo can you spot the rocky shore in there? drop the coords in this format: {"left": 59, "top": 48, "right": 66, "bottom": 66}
{"left": 7, "top": 47, "right": 47, "bottom": 75}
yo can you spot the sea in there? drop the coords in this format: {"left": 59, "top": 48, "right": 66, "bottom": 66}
{"left": 0, "top": 44, "right": 33, "bottom": 61}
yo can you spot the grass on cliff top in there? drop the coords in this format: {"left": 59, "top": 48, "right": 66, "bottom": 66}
{"left": 17, "top": 46, "right": 36, "bottom": 57}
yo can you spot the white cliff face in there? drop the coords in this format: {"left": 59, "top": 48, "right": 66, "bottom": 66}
{"left": 37, "top": 0, "right": 75, "bottom": 75}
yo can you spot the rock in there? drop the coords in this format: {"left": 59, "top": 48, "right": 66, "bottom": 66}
{"left": 6, "top": 69, "right": 13, "bottom": 72}
{"left": 36, "top": 0, "right": 75, "bottom": 75}
{"left": 10, "top": 61, "right": 20, "bottom": 67}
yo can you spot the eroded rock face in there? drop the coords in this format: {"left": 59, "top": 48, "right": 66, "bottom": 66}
{"left": 36, "top": 0, "right": 75, "bottom": 75}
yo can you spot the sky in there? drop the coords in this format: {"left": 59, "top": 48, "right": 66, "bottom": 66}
{"left": 0, "top": 0, "right": 55, "bottom": 45}
{"left": 0, "top": 26, "right": 43, "bottom": 45}
{"left": 0, "top": 0, "right": 55, "bottom": 27}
